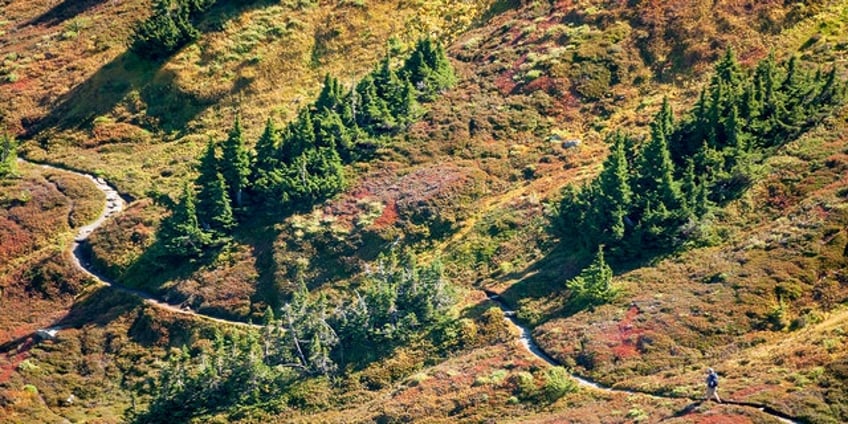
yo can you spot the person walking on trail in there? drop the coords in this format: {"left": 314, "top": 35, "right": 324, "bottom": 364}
{"left": 705, "top": 368, "right": 721, "bottom": 403}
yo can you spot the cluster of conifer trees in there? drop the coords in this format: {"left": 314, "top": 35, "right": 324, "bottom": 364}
{"left": 159, "top": 39, "right": 455, "bottom": 258}
{"left": 131, "top": 252, "right": 452, "bottom": 423}
{"left": 553, "top": 50, "right": 845, "bottom": 259}
{"left": 266, "top": 252, "right": 451, "bottom": 376}
{"left": 129, "top": 0, "right": 218, "bottom": 60}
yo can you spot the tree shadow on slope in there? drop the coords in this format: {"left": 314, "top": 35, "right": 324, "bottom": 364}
{"left": 21, "top": 0, "right": 283, "bottom": 141}
{"left": 23, "top": 0, "right": 109, "bottom": 28}
{"left": 54, "top": 286, "right": 145, "bottom": 329}
{"left": 118, "top": 239, "right": 222, "bottom": 303}
{"left": 23, "top": 52, "right": 226, "bottom": 141}
{"left": 0, "top": 286, "right": 143, "bottom": 355}
{"left": 491, "top": 244, "right": 586, "bottom": 314}
{"left": 233, "top": 213, "right": 284, "bottom": 315}
{"left": 491, "top": 240, "right": 680, "bottom": 324}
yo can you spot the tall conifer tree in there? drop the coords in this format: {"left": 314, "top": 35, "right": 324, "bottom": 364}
{"left": 196, "top": 139, "right": 234, "bottom": 235}
{"left": 221, "top": 116, "right": 251, "bottom": 208}
{"left": 160, "top": 182, "right": 211, "bottom": 258}
{"left": 592, "top": 132, "right": 632, "bottom": 244}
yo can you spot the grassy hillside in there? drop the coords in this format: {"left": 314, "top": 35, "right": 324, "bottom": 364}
{"left": 7, "top": 0, "right": 495, "bottom": 198}
{"left": 1, "top": 0, "right": 848, "bottom": 423}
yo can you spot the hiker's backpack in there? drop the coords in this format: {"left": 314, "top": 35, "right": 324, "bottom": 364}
{"left": 708, "top": 373, "right": 719, "bottom": 388}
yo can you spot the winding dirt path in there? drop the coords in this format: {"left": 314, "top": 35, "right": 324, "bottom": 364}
{"left": 484, "top": 292, "right": 799, "bottom": 424}
{"left": 26, "top": 159, "right": 801, "bottom": 422}
{"left": 25, "top": 160, "right": 258, "bottom": 329}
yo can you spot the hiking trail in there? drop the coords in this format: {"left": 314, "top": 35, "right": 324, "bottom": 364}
{"left": 26, "top": 159, "right": 800, "bottom": 422}
{"left": 25, "top": 160, "right": 259, "bottom": 329}
{"left": 485, "top": 292, "right": 798, "bottom": 424}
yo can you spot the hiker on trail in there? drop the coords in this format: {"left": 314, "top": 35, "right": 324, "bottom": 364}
{"left": 705, "top": 367, "right": 721, "bottom": 403}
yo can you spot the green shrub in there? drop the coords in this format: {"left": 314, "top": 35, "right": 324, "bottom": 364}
{"left": 509, "top": 371, "right": 536, "bottom": 399}
{"left": 525, "top": 69, "right": 542, "bottom": 82}
{"left": 542, "top": 366, "right": 578, "bottom": 401}
{"left": 570, "top": 61, "right": 612, "bottom": 100}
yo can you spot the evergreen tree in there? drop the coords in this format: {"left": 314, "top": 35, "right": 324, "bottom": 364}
{"left": 816, "top": 67, "right": 841, "bottom": 105}
{"left": 692, "top": 139, "right": 723, "bottom": 183}
{"left": 550, "top": 184, "right": 587, "bottom": 243}
{"left": 315, "top": 109, "right": 353, "bottom": 154}
{"left": 253, "top": 118, "right": 281, "bottom": 174}
{"left": 159, "top": 182, "right": 211, "bottom": 258}
{"left": 129, "top": 0, "right": 200, "bottom": 60}
{"left": 363, "top": 256, "right": 400, "bottom": 342}
{"left": 656, "top": 97, "right": 674, "bottom": 138}
{"left": 401, "top": 38, "right": 456, "bottom": 99}
{"left": 221, "top": 116, "right": 251, "bottom": 208}
{"left": 634, "top": 118, "right": 683, "bottom": 214}
{"left": 316, "top": 74, "right": 344, "bottom": 113}
{"left": 681, "top": 158, "right": 698, "bottom": 214}
{"left": 283, "top": 109, "right": 316, "bottom": 161}
{"left": 555, "top": 49, "right": 845, "bottom": 260}
{"left": 279, "top": 147, "right": 346, "bottom": 204}
{"left": 0, "top": 132, "right": 17, "bottom": 178}
{"left": 251, "top": 118, "right": 284, "bottom": 203}
{"left": 415, "top": 258, "right": 450, "bottom": 323}
{"left": 373, "top": 54, "right": 401, "bottom": 102}
{"left": 714, "top": 47, "right": 743, "bottom": 95}
{"left": 195, "top": 139, "right": 234, "bottom": 236}
{"left": 566, "top": 246, "right": 617, "bottom": 309}
{"left": 201, "top": 172, "right": 235, "bottom": 236}
{"left": 335, "top": 291, "right": 370, "bottom": 354}
{"left": 706, "top": 79, "right": 723, "bottom": 147}
{"left": 632, "top": 117, "right": 684, "bottom": 249}
{"left": 671, "top": 89, "right": 708, "bottom": 164}
{"left": 391, "top": 76, "right": 421, "bottom": 124}
{"left": 355, "top": 75, "right": 395, "bottom": 132}
{"left": 592, "top": 131, "right": 633, "bottom": 244}
{"left": 401, "top": 49, "right": 428, "bottom": 89}
{"left": 306, "top": 311, "right": 338, "bottom": 375}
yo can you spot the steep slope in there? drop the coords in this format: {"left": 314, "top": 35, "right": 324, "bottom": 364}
{"left": 7, "top": 0, "right": 494, "bottom": 198}
{"left": 1, "top": 0, "right": 847, "bottom": 423}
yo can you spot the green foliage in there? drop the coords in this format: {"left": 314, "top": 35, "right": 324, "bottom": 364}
{"left": 509, "top": 371, "right": 536, "bottom": 400}
{"left": 150, "top": 38, "right": 454, "bottom": 280}
{"left": 279, "top": 147, "right": 346, "bottom": 204}
{"left": 158, "top": 182, "right": 212, "bottom": 258}
{"left": 565, "top": 246, "right": 618, "bottom": 309}
{"left": 553, "top": 50, "right": 845, "bottom": 259}
{"left": 221, "top": 117, "right": 251, "bottom": 208}
{"left": 129, "top": 0, "right": 215, "bottom": 60}
{"left": 276, "top": 282, "right": 339, "bottom": 375}
{"left": 131, "top": 248, "right": 457, "bottom": 421}
{"left": 355, "top": 75, "right": 396, "bottom": 133}
{"left": 251, "top": 118, "right": 284, "bottom": 202}
{"left": 130, "top": 334, "right": 297, "bottom": 424}
{"left": 242, "top": 38, "right": 451, "bottom": 210}
{"left": 401, "top": 38, "right": 456, "bottom": 100}
{"left": 590, "top": 131, "right": 632, "bottom": 245}
{"left": 195, "top": 140, "right": 235, "bottom": 236}
{"left": 338, "top": 252, "right": 452, "bottom": 351}
{"left": 542, "top": 366, "right": 578, "bottom": 402}
{"left": 0, "top": 132, "right": 17, "bottom": 178}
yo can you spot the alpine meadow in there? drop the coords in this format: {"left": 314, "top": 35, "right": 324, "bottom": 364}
{"left": 2, "top": 1, "right": 848, "bottom": 423}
